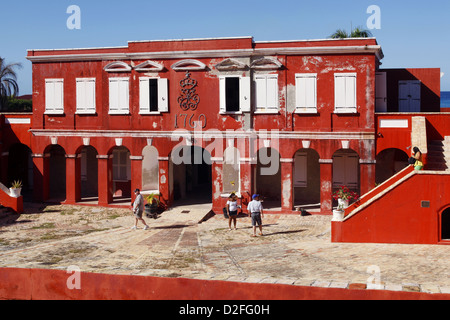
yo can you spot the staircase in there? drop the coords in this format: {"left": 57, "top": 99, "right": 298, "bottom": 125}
{"left": 427, "top": 137, "right": 450, "bottom": 171}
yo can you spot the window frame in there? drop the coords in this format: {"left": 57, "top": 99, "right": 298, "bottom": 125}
{"left": 295, "top": 73, "right": 317, "bottom": 114}
{"left": 334, "top": 73, "right": 357, "bottom": 114}
{"left": 108, "top": 77, "right": 130, "bottom": 115}
{"left": 45, "top": 79, "right": 64, "bottom": 115}
{"left": 75, "top": 78, "right": 96, "bottom": 115}
{"left": 255, "top": 74, "right": 279, "bottom": 112}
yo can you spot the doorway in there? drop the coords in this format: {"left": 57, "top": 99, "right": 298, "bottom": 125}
{"left": 399, "top": 80, "right": 421, "bottom": 112}
{"left": 441, "top": 208, "right": 450, "bottom": 241}
{"left": 171, "top": 146, "right": 212, "bottom": 204}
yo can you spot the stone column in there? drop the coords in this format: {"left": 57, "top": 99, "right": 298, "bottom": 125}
{"left": 280, "top": 158, "right": 294, "bottom": 211}
{"left": 319, "top": 159, "right": 333, "bottom": 214}
{"left": 97, "top": 154, "right": 113, "bottom": 206}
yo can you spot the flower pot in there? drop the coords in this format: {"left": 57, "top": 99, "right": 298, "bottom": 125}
{"left": 332, "top": 210, "right": 345, "bottom": 222}
{"left": 9, "top": 188, "right": 21, "bottom": 198}
{"left": 338, "top": 198, "right": 349, "bottom": 209}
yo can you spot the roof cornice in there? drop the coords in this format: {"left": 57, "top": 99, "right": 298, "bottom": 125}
{"left": 26, "top": 45, "right": 383, "bottom": 63}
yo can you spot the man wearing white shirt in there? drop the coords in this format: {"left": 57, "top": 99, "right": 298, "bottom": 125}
{"left": 247, "top": 194, "right": 264, "bottom": 237}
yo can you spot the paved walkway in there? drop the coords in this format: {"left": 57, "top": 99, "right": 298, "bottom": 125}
{"left": 0, "top": 203, "right": 449, "bottom": 295}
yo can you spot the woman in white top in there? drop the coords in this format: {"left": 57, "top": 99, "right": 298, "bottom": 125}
{"left": 226, "top": 193, "right": 239, "bottom": 230}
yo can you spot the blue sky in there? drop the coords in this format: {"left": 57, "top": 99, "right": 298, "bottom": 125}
{"left": 2, "top": 0, "right": 450, "bottom": 94}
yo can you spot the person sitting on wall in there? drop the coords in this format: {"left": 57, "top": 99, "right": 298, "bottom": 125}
{"left": 412, "top": 147, "right": 424, "bottom": 170}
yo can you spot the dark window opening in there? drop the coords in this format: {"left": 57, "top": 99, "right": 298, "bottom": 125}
{"left": 442, "top": 209, "right": 450, "bottom": 240}
{"left": 149, "top": 79, "right": 158, "bottom": 112}
{"left": 226, "top": 77, "right": 240, "bottom": 112}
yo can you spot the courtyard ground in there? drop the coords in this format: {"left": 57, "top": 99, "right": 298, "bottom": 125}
{"left": 0, "top": 202, "right": 449, "bottom": 295}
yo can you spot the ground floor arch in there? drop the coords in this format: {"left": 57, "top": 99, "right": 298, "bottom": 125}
{"left": 256, "top": 147, "right": 281, "bottom": 209}
{"left": 80, "top": 146, "right": 98, "bottom": 199}
{"left": 376, "top": 148, "right": 409, "bottom": 184}
{"left": 441, "top": 208, "right": 450, "bottom": 241}
{"left": 7, "top": 143, "right": 33, "bottom": 193}
{"left": 111, "top": 146, "right": 131, "bottom": 200}
{"left": 47, "top": 145, "right": 66, "bottom": 201}
{"left": 170, "top": 146, "right": 212, "bottom": 205}
{"left": 294, "top": 148, "right": 320, "bottom": 207}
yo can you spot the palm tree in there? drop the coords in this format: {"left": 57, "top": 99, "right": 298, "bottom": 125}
{"left": 330, "top": 26, "right": 373, "bottom": 39}
{"left": 0, "top": 58, "right": 22, "bottom": 110}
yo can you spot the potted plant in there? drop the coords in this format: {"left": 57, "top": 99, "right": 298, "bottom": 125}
{"left": 10, "top": 180, "right": 23, "bottom": 198}
{"left": 332, "top": 185, "right": 359, "bottom": 209}
{"left": 144, "top": 192, "right": 160, "bottom": 218}
{"left": 332, "top": 203, "right": 346, "bottom": 222}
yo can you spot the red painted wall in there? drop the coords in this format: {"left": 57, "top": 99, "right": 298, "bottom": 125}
{"left": 333, "top": 171, "right": 450, "bottom": 244}
{"left": 1, "top": 268, "right": 449, "bottom": 300}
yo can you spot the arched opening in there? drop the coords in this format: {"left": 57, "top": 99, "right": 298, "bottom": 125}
{"left": 332, "top": 149, "right": 360, "bottom": 206}
{"left": 80, "top": 146, "right": 98, "bottom": 200}
{"left": 293, "top": 149, "right": 320, "bottom": 209}
{"left": 142, "top": 145, "right": 159, "bottom": 192}
{"left": 223, "top": 146, "right": 240, "bottom": 194}
{"left": 111, "top": 146, "right": 131, "bottom": 201}
{"left": 256, "top": 147, "right": 281, "bottom": 209}
{"left": 47, "top": 145, "right": 66, "bottom": 201}
{"left": 170, "top": 146, "right": 212, "bottom": 205}
{"left": 7, "top": 143, "right": 33, "bottom": 196}
{"left": 441, "top": 208, "right": 450, "bottom": 241}
{"left": 376, "top": 148, "right": 409, "bottom": 184}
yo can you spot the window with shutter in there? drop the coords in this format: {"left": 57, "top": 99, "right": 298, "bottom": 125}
{"left": 45, "top": 79, "right": 64, "bottom": 114}
{"left": 140, "top": 78, "right": 169, "bottom": 114}
{"left": 295, "top": 74, "right": 317, "bottom": 113}
{"left": 76, "top": 78, "right": 96, "bottom": 114}
{"left": 109, "top": 78, "right": 129, "bottom": 114}
{"left": 334, "top": 73, "right": 357, "bottom": 113}
{"left": 255, "top": 75, "right": 278, "bottom": 111}
{"left": 219, "top": 76, "right": 251, "bottom": 113}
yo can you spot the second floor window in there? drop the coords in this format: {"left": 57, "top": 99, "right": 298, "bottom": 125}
{"left": 139, "top": 77, "right": 169, "bottom": 113}
{"left": 334, "top": 73, "right": 357, "bottom": 113}
{"left": 219, "top": 76, "right": 251, "bottom": 113}
{"left": 76, "top": 78, "right": 96, "bottom": 114}
{"left": 109, "top": 77, "right": 129, "bottom": 114}
{"left": 45, "top": 79, "right": 64, "bottom": 114}
{"left": 295, "top": 73, "right": 317, "bottom": 113}
{"left": 255, "top": 74, "right": 278, "bottom": 111}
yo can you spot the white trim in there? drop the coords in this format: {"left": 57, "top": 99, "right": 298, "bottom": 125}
{"left": 104, "top": 61, "right": 132, "bottom": 72}
{"left": 27, "top": 45, "right": 383, "bottom": 63}
{"left": 171, "top": 59, "right": 207, "bottom": 71}
{"left": 134, "top": 60, "right": 164, "bottom": 72}
{"left": 250, "top": 57, "right": 283, "bottom": 70}
{"left": 215, "top": 58, "right": 248, "bottom": 71}
{"left": 5, "top": 118, "right": 31, "bottom": 124}
{"left": 29, "top": 129, "right": 376, "bottom": 140}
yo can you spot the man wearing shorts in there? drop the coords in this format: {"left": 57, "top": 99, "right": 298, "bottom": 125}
{"left": 132, "top": 189, "right": 149, "bottom": 230}
{"left": 247, "top": 194, "right": 264, "bottom": 237}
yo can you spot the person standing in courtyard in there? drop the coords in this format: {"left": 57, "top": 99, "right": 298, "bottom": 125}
{"left": 132, "top": 189, "right": 149, "bottom": 230}
{"left": 247, "top": 194, "right": 264, "bottom": 237}
{"left": 226, "top": 193, "right": 239, "bottom": 230}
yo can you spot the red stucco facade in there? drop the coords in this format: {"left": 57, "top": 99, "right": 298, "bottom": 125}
{"left": 25, "top": 37, "right": 386, "bottom": 214}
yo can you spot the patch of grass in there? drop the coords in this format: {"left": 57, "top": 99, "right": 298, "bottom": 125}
{"left": 32, "top": 223, "right": 56, "bottom": 230}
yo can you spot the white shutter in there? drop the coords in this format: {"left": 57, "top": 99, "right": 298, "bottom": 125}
{"left": 335, "top": 75, "right": 346, "bottom": 110}
{"left": 77, "top": 78, "right": 95, "bottom": 113}
{"left": 345, "top": 76, "right": 356, "bottom": 109}
{"left": 266, "top": 75, "right": 278, "bottom": 109}
{"left": 139, "top": 78, "right": 150, "bottom": 113}
{"left": 158, "top": 78, "right": 169, "bottom": 112}
{"left": 219, "top": 76, "right": 226, "bottom": 113}
{"left": 335, "top": 73, "right": 356, "bottom": 112}
{"left": 109, "top": 79, "right": 119, "bottom": 112}
{"left": 45, "top": 79, "right": 64, "bottom": 114}
{"left": 255, "top": 76, "right": 267, "bottom": 109}
{"left": 240, "top": 76, "right": 251, "bottom": 112}
{"left": 296, "top": 74, "right": 317, "bottom": 111}
{"left": 45, "top": 80, "right": 55, "bottom": 112}
{"left": 118, "top": 79, "right": 129, "bottom": 113}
